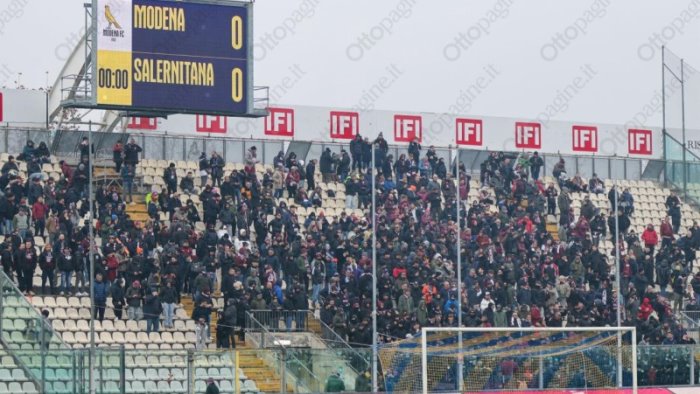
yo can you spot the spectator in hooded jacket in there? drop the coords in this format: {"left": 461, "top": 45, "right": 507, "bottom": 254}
{"left": 641, "top": 224, "right": 659, "bottom": 254}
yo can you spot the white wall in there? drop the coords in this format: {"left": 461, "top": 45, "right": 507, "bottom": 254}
{"left": 0, "top": 89, "right": 46, "bottom": 127}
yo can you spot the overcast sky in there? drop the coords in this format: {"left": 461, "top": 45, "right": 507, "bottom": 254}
{"left": 2, "top": 0, "right": 700, "bottom": 128}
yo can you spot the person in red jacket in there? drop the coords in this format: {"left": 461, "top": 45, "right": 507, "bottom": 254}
{"left": 660, "top": 218, "right": 674, "bottom": 249}
{"left": 637, "top": 297, "right": 653, "bottom": 321}
{"left": 641, "top": 224, "right": 659, "bottom": 254}
{"left": 32, "top": 196, "right": 49, "bottom": 237}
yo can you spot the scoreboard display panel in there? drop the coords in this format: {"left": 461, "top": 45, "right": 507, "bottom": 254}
{"left": 94, "top": 0, "right": 253, "bottom": 116}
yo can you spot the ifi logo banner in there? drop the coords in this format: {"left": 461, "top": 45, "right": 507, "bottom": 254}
{"left": 330, "top": 111, "right": 359, "bottom": 139}
{"left": 572, "top": 125, "right": 597, "bottom": 152}
{"left": 628, "top": 129, "right": 652, "bottom": 155}
{"left": 394, "top": 114, "right": 422, "bottom": 143}
{"left": 455, "top": 118, "right": 483, "bottom": 146}
{"left": 265, "top": 108, "right": 295, "bottom": 137}
{"left": 515, "top": 122, "right": 541, "bottom": 149}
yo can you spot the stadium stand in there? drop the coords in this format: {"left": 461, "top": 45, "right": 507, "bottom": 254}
{"left": 2, "top": 135, "right": 700, "bottom": 392}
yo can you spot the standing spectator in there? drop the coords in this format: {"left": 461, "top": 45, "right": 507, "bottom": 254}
{"left": 350, "top": 134, "right": 364, "bottom": 171}
{"left": 93, "top": 273, "right": 108, "bottom": 322}
{"left": 164, "top": 163, "right": 178, "bottom": 194}
{"left": 112, "top": 139, "right": 124, "bottom": 173}
{"left": 408, "top": 137, "right": 421, "bottom": 163}
{"left": 272, "top": 165, "right": 285, "bottom": 198}
{"left": 79, "top": 137, "right": 90, "bottom": 163}
{"left": 545, "top": 183, "right": 558, "bottom": 215}
{"left": 337, "top": 150, "right": 351, "bottom": 180}
{"left": 320, "top": 148, "right": 333, "bottom": 183}
{"left": 666, "top": 192, "right": 682, "bottom": 233}
{"left": 199, "top": 152, "right": 210, "bottom": 186}
{"left": 58, "top": 247, "right": 74, "bottom": 295}
{"left": 210, "top": 152, "right": 224, "bottom": 187}
{"left": 305, "top": 159, "right": 316, "bottom": 191}
{"left": 195, "top": 317, "right": 208, "bottom": 350}
{"left": 641, "top": 224, "right": 659, "bottom": 255}
{"left": 244, "top": 146, "right": 259, "bottom": 175}
{"left": 112, "top": 278, "right": 126, "bottom": 320}
{"left": 121, "top": 164, "right": 135, "bottom": 204}
{"left": 13, "top": 207, "right": 30, "bottom": 240}
{"left": 160, "top": 280, "right": 177, "bottom": 329}
{"left": 32, "top": 196, "right": 49, "bottom": 237}
{"left": 286, "top": 166, "right": 301, "bottom": 197}
{"left": 123, "top": 138, "right": 142, "bottom": 167}
{"left": 126, "top": 280, "right": 144, "bottom": 320}
{"left": 17, "top": 241, "right": 37, "bottom": 294}
{"left": 38, "top": 244, "right": 56, "bottom": 295}
{"left": 557, "top": 188, "right": 571, "bottom": 225}
{"left": 529, "top": 151, "right": 543, "bottom": 180}
{"left": 143, "top": 288, "right": 163, "bottom": 334}
{"left": 660, "top": 217, "right": 674, "bottom": 249}
{"left": 361, "top": 137, "right": 372, "bottom": 170}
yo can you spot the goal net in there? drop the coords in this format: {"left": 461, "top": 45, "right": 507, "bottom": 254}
{"left": 378, "top": 326, "right": 637, "bottom": 393}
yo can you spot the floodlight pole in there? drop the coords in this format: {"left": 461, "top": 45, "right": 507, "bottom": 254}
{"left": 681, "top": 58, "right": 687, "bottom": 198}
{"left": 614, "top": 186, "right": 622, "bottom": 388}
{"left": 455, "top": 149, "right": 463, "bottom": 392}
{"left": 88, "top": 122, "right": 96, "bottom": 394}
{"left": 371, "top": 142, "right": 378, "bottom": 393}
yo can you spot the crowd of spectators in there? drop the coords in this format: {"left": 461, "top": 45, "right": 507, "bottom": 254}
{"left": 1, "top": 136, "right": 700, "bottom": 358}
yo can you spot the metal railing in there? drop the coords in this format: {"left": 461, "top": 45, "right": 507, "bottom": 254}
{"left": 245, "top": 310, "right": 309, "bottom": 332}
{"left": 313, "top": 312, "right": 371, "bottom": 376}
{"left": 245, "top": 311, "right": 321, "bottom": 393}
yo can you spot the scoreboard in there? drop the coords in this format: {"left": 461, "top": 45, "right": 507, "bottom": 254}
{"left": 93, "top": 0, "right": 254, "bottom": 116}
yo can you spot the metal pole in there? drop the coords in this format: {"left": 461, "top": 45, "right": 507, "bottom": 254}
{"left": 681, "top": 59, "right": 687, "bottom": 198}
{"left": 88, "top": 121, "right": 96, "bottom": 394}
{"left": 120, "top": 345, "right": 126, "bottom": 394}
{"left": 662, "top": 47, "right": 667, "bottom": 186}
{"left": 421, "top": 328, "right": 428, "bottom": 394}
{"left": 280, "top": 349, "right": 287, "bottom": 394}
{"left": 371, "top": 142, "right": 378, "bottom": 393}
{"left": 614, "top": 186, "right": 623, "bottom": 388}
{"left": 455, "top": 150, "right": 463, "bottom": 392}
{"left": 632, "top": 327, "right": 638, "bottom": 393}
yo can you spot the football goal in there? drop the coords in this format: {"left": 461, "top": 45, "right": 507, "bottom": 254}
{"left": 413, "top": 326, "right": 637, "bottom": 393}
